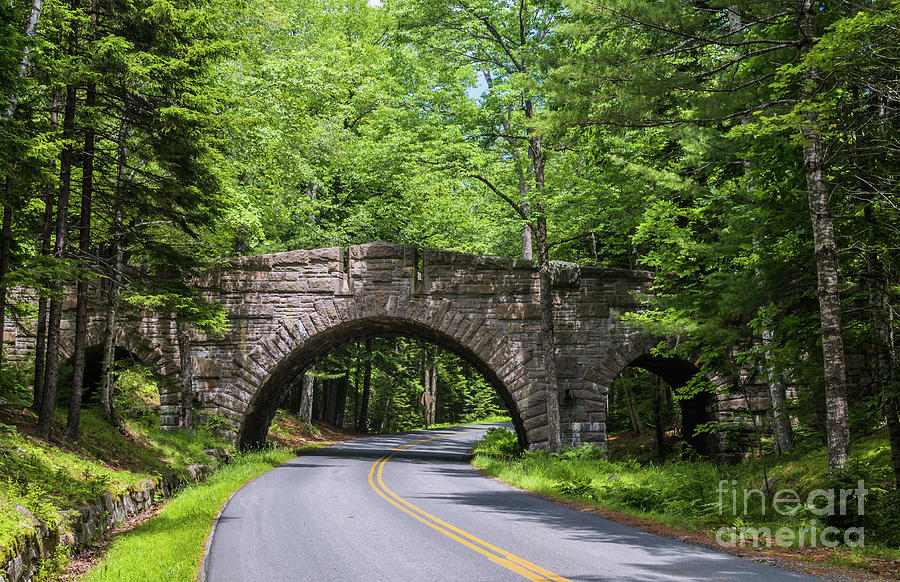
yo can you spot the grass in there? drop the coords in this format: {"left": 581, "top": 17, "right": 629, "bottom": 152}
{"left": 470, "top": 427, "right": 900, "bottom": 574}
{"left": 79, "top": 449, "right": 295, "bottom": 582}
{"left": 0, "top": 408, "right": 230, "bottom": 558}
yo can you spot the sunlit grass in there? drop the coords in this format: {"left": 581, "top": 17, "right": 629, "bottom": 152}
{"left": 80, "top": 449, "right": 295, "bottom": 582}
{"left": 470, "top": 427, "right": 899, "bottom": 567}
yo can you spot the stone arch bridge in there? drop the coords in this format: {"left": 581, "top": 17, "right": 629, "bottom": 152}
{"left": 4, "top": 242, "right": 722, "bottom": 452}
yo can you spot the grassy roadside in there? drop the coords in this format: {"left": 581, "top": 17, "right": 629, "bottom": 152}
{"left": 68, "top": 417, "right": 360, "bottom": 581}
{"left": 0, "top": 404, "right": 229, "bottom": 565}
{"left": 77, "top": 449, "right": 295, "bottom": 582}
{"left": 470, "top": 428, "right": 900, "bottom": 579}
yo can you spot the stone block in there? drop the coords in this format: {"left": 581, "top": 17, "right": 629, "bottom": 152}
{"left": 194, "top": 358, "right": 220, "bottom": 378}
{"left": 496, "top": 303, "right": 540, "bottom": 320}
{"left": 576, "top": 303, "right": 610, "bottom": 319}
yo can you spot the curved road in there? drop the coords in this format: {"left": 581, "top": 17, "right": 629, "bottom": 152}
{"left": 205, "top": 425, "right": 821, "bottom": 581}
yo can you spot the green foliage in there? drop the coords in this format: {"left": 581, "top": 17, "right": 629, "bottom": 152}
{"left": 471, "top": 429, "right": 899, "bottom": 550}
{"left": 0, "top": 362, "right": 33, "bottom": 406}
{"left": 113, "top": 365, "right": 160, "bottom": 413}
{"left": 470, "top": 427, "right": 522, "bottom": 458}
{"left": 122, "top": 287, "right": 229, "bottom": 336}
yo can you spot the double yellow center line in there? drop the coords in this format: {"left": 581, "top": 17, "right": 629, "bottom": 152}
{"left": 367, "top": 431, "right": 571, "bottom": 582}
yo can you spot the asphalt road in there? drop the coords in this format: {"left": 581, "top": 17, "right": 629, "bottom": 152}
{"left": 204, "top": 424, "right": 822, "bottom": 582}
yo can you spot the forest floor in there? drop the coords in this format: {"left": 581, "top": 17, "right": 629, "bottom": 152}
{"left": 265, "top": 409, "right": 365, "bottom": 450}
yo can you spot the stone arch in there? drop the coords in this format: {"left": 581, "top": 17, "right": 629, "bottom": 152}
{"left": 583, "top": 330, "right": 719, "bottom": 457}
{"left": 225, "top": 296, "right": 531, "bottom": 450}
{"left": 58, "top": 324, "right": 172, "bottom": 377}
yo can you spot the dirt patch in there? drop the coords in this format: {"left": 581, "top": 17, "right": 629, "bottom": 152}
{"left": 266, "top": 412, "right": 363, "bottom": 450}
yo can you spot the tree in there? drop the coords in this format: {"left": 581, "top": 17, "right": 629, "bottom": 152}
{"left": 395, "top": 0, "right": 572, "bottom": 451}
{"left": 36, "top": 81, "right": 75, "bottom": 441}
{"left": 550, "top": 0, "right": 884, "bottom": 471}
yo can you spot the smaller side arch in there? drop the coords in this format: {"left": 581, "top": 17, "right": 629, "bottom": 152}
{"left": 584, "top": 330, "right": 720, "bottom": 457}
{"left": 58, "top": 324, "right": 171, "bottom": 376}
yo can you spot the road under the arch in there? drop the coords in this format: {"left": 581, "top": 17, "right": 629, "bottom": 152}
{"left": 204, "top": 424, "right": 821, "bottom": 582}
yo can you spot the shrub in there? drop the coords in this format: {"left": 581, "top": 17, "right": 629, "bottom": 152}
{"left": 471, "top": 428, "right": 521, "bottom": 457}
{"left": 864, "top": 488, "right": 900, "bottom": 547}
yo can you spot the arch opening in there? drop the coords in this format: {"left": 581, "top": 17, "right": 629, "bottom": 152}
{"left": 58, "top": 346, "right": 142, "bottom": 407}
{"left": 606, "top": 353, "right": 718, "bottom": 460}
{"left": 236, "top": 317, "right": 526, "bottom": 451}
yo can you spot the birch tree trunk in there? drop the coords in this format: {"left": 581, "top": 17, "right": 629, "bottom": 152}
{"left": 799, "top": 0, "right": 850, "bottom": 473}
{"left": 2, "top": 0, "right": 45, "bottom": 120}
{"left": 761, "top": 327, "right": 795, "bottom": 454}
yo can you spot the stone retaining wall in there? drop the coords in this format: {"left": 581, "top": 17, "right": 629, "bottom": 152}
{"left": 1, "top": 465, "right": 208, "bottom": 582}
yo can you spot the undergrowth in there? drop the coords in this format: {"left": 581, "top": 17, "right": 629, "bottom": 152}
{"left": 471, "top": 427, "right": 900, "bottom": 565}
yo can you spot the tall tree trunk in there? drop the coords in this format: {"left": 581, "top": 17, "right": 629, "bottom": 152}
{"left": 520, "top": 203, "right": 533, "bottom": 260}
{"left": 2, "top": 0, "right": 45, "bottom": 120}
{"left": 99, "top": 275, "right": 120, "bottom": 425}
{"left": 314, "top": 376, "right": 325, "bottom": 420}
{"left": 298, "top": 368, "right": 313, "bottom": 423}
{"left": 536, "top": 210, "right": 562, "bottom": 453}
{"left": 422, "top": 346, "right": 437, "bottom": 428}
{"left": 0, "top": 182, "right": 12, "bottom": 375}
{"left": 886, "top": 396, "right": 900, "bottom": 489}
{"left": 32, "top": 88, "right": 58, "bottom": 412}
{"left": 100, "top": 125, "right": 127, "bottom": 425}
{"left": 799, "top": 0, "right": 850, "bottom": 473}
{"left": 66, "top": 82, "right": 96, "bottom": 440}
{"left": 335, "top": 372, "right": 349, "bottom": 428}
{"left": 323, "top": 377, "right": 337, "bottom": 425}
{"left": 353, "top": 348, "right": 361, "bottom": 430}
{"left": 100, "top": 212, "right": 124, "bottom": 424}
{"left": 624, "top": 384, "right": 644, "bottom": 434}
{"left": 357, "top": 338, "right": 372, "bottom": 432}
{"left": 37, "top": 83, "right": 76, "bottom": 441}
{"left": 653, "top": 381, "right": 667, "bottom": 460}
{"left": 761, "top": 326, "right": 795, "bottom": 454}
{"left": 381, "top": 385, "right": 393, "bottom": 433}
{"left": 177, "top": 321, "right": 194, "bottom": 430}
